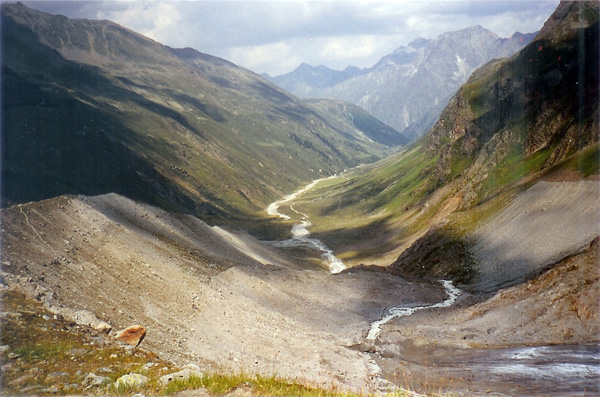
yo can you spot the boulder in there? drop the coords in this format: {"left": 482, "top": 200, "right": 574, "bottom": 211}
{"left": 83, "top": 373, "right": 110, "bottom": 389}
{"left": 48, "top": 306, "right": 111, "bottom": 332}
{"left": 94, "top": 321, "right": 112, "bottom": 334}
{"left": 115, "top": 325, "right": 146, "bottom": 347}
{"left": 114, "top": 373, "right": 148, "bottom": 389}
{"left": 159, "top": 364, "right": 203, "bottom": 386}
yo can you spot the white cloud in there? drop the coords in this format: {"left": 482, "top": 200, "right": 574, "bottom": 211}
{"left": 228, "top": 42, "right": 302, "bottom": 75}
{"left": 24, "top": 0, "right": 560, "bottom": 75}
{"left": 97, "top": 2, "right": 182, "bottom": 45}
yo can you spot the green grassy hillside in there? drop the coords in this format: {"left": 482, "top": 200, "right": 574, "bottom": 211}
{"left": 1, "top": 3, "right": 392, "bottom": 231}
{"left": 306, "top": 99, "right": 409, "bottom": 147}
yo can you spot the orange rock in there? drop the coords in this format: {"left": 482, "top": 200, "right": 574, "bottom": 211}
{"left": 115, "top": 325, "right": 146, "bottom": 347}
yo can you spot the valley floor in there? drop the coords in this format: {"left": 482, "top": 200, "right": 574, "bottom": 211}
{"left": 1, "top": 179, "right": 599, "bottom": 395}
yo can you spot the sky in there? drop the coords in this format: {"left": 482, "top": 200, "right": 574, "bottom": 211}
{"left": 22, "top": 1, "right": 560, "bottom": 76}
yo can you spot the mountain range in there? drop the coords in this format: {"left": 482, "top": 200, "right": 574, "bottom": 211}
{"left": 265, "top": 27, "right": 536, "bottom": 140}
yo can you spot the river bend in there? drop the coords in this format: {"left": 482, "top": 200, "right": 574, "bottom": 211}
{"left": 367, "top": 280, "right": 462, "bottom": 340}
{"left": 266, "top": 177, "right": 346, "bottom": 273}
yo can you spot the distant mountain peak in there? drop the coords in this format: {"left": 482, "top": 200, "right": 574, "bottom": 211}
{"left": 296, "top": 62, "right": 314, "bottom": 70}
{"left": 264, "top": 62, "right": 367, "bottom": 95}
{"left": 408, "top": 37, "right": 429, "bottom": 48}
{"left": 269, "top": 23, "right": 535, "bottom": 140}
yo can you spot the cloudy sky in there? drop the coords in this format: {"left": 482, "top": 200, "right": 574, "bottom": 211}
{"left": 23, "top": 1, "right": 559, "bottom": 76}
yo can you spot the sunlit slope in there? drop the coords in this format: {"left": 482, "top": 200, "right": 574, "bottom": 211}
{"left": 1, "top": 3, "right": 391, "bottom": 227}
{"left": 294, "top": 1, "right": 599, "bottom": 271}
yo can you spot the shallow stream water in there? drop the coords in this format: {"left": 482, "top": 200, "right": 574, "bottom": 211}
{"left": 266, "top": 177, "right": 346, "bottom": 273}
{"left": 413, "top": 344, "right": 600, "bottom": 396}
{"left": 266, "top": 179, "right": 600, "bottom": 396}
{"left": 367, "top": 279, "right": 461, "bottom": 340}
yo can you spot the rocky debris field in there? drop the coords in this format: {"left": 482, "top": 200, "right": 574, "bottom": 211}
{"left": 0, "top": 193, "right": 443, "bottom": 393}
{"left": 370, "top": 181, "right": 600, "bottom": 395}
{"left": 0, "top": 289, "right": 345, "bottom": 396}
{"left": 0, "top": 288, "right": 178, "bottom": 395}
{"left": 372, "top": 238, "right": 599, "bottom": 395}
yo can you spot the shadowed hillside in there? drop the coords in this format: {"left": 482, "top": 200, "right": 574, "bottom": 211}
{"left": 1, "top": 3, "right": 394, "bottom": 230}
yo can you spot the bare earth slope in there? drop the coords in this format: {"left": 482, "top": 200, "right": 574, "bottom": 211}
{"left": 469, "top": 180, "right": 600, "bottom": 292}
{"left": 374, "top": 237, "right": 599, "bottom": 395}
{"left": 0, "top": 193, "right": 444, "bottom": 392}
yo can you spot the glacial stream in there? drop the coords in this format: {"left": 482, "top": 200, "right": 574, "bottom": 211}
{"left": 367, "top": 279, "right": 462, "bottom": 340}
{"left": 265, "top": 178, "right": 600, "bottom": 395}
{"left": 420, "top": 344, "right": 600, "bottom": 395}
{"left": 266, "top": 176, "right": 346, "bottom": 273}
{"left": 368, "top": 281, "right": 600, "bottom": 395}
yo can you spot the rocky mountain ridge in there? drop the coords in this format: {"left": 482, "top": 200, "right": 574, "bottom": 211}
{"left": 267, "top": 26, "right": 536, "bottom": 140}
{"left": 262, "top": 63, "right": 366, "bottom": 98}
{"left": 425, "top": 0, "right": 599, "bottom": 206}
{"left": 306, "top": 99, "right": 409, "bottom": 147}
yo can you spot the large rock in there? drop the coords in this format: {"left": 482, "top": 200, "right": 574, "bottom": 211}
{"left": 94, "top": 321, "right": 112, "bottom": 334}
{"left": 114, "top": 373, "right": 148, "bottom": 389}
{"left": 115, "top": 325, "right": 146, "bottom": 347}
{"left": 48, "top": 306, "right": 112, "bottom": 333}
{"left": 159, "top": 364, "right": 203, "bottom": 386}
{"left": 82, "top": 373, "right": 110, "bottom": 389}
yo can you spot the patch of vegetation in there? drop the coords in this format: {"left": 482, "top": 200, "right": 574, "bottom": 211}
{"left": 477, "top": 144, "right": 553, "bottom": 203}
{"left": 448, "top": 155, "right": 474, "bottom": 180}
{"left": 0, "top": 290, "right": 175, "bottom": 396}
{"left": 462, "top": 59, "right": 508, "bottom": 119}
{"left": 299, "top": 145, "right": 435, "bottom": 224}
{"left": 555, "top": 143, "right": 600, "bottom": 177}
{"left": 274, "top": 145, "right": 445, "bottom": 265}
{"left": 163, "top": 373, "right": 356, "bottom": 397}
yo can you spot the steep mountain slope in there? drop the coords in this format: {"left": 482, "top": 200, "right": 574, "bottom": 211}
{"left": 306, "top": 99, "right": 409, "bottom": 147}
{"left": 0, "top": 3, "right": 390, "bottom": 228}
{"left": 271, "top": 28, "right": 534, "bottom": 140}
{"left": 425, "top": 0, "right": 599, "bottom": 206}
{"left": 263, "top": 63, "right": 366, "bottom": 98}
{"left": 292, "top": 1, "right": 599, "bottom": 290}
